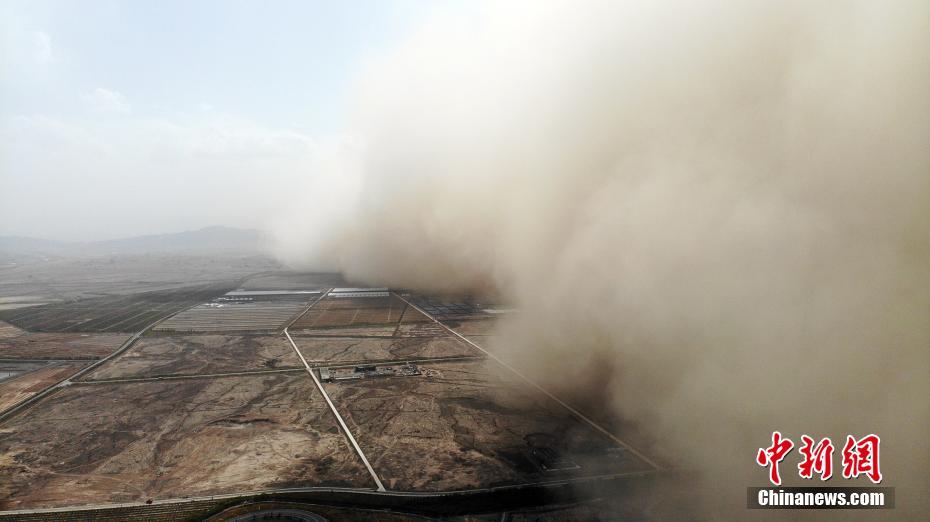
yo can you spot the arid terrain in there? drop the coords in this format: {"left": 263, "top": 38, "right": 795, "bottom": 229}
{"left": 324, "top": 359, "right": 652, "bottom": 491}
{"left": 0, "top": 267, "right": 660, "bottom": 519}
{"left": 0, "top": 372, "right": 371, "bottom": 510}
{"left": 86, "top": 335, "right": 304, "bottom": 380}
{"left": 292, "top": 335, "right": 482, "bottom": 366}
{"left": 0, "top": 333, "right": 129, "bottom": 360}
{"left": 0, "top": 362, "right": 87, "bottom": 411}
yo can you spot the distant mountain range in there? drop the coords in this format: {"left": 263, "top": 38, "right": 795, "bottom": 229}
{"left": 0, "top": 226, "right": 272, "bottom": 258}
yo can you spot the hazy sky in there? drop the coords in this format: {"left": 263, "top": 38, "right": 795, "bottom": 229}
{"left": 0, "top": 0, "right": 462, "bottom": 241}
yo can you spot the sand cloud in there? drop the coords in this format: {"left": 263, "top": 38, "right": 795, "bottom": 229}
{"left": 274, "top": 1, "right": 929, "bottom": 515}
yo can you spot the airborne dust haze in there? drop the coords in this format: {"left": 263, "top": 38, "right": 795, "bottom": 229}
{"left": 274, "top": 1, "right": 929, "bottom": 516}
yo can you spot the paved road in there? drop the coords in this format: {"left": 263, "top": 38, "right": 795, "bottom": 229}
{"left": 0, "top": 469, "right": 657, "bottom": 518}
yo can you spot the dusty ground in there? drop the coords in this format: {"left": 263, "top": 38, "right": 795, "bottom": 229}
{"left": 324, "top": 360, "right": 653, "bottom": 492}
{"left": 291, "top": 335, "right": 482, "bottom": 366}
{"left": 0, "top": 333, "right": 129, "bottom": 360}
{"left": 0, "top": 373, "right": 372, "bottom": 509}
{"left": 0, "top": 362, "right": 86, "bottom": 411}
{"left": 291, "top": 295, "right": 423, "bottom": 329}
{"left": 0, "top": 322, "right": 24, "bottom": 339}
{"left": 394, "top": 322, "right": 449, "bottom": 337}
{"left": 293, "top": 306, "right": 403, "bottom": 328}
{"left": 0, "top": 277, "right": 660, "bottom": 516}
{"left": 289, "top": 293, "right": 439, "bottom": 338}
{"left": 440, "top": 317, "right": 506, "bottom": 354}
{"left": 85, "top": 335, "right": 304, "bottom": 380}
{"left": 312, "top": 295, "right": 405, "bottom": 311}
{"left": 442, "top": 318, "right": 499, "bottom": 337}
{"left": 290, "top": 293, "right": 483, "bottom": 364}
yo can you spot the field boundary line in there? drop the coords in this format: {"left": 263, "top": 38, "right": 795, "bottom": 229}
{"left": 76, "top": 367, "right": 307, "bottom": 384}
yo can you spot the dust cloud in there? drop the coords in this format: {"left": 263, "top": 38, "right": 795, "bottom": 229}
{"left": 273, "top": 1, "right": 929, "bottom": 516}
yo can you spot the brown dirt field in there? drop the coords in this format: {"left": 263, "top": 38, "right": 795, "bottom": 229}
{"left": 291, "top": 336, "right": 483, "bottom": 366}
{"left": 86, "top": 335, "right": 303, "bottom": 380}
{"left": 399, "top": 306, "right": 431, "bottom": 323}
{"left": 0, "top": 333, "right": 130, "bottom": 360}
{"left": 0, "top": 373, "right": 372, "bottom": 510}
{"left": 442, "top": 318, "right": 499, "bottom": 336}
{"left": 462, "top": 335, "right": 505, "bottom": 353}
{"left": 292, "top": 307, "right": 403, "bottom": 329}
{"left": 395, "top": 322, "right": 448, "bottom": 337}
{"left": 0, "top": 363, "right": 86, "bottom": 411}
{"left": 312, "top": 295, "right": 407, "bottom": 311}
{"left": 324, "top": 360, "right": 653, "bottom": 492}
{"left": 0, "top": 322, "right": 24, "bottom": 339}
{"left": 290, "top": 294, "right": 432, "bottom": 333}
